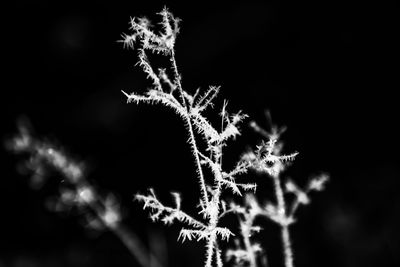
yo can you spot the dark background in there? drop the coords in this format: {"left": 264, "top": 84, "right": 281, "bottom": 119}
{"left": 1, "top": 1, "right": 398, "bottom": 267}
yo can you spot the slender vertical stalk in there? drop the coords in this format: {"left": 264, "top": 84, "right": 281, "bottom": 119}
{"left": 272, "top": 174, "right": 294, "bottom": 267}
{"left": 169, "top": 50, "right": 209, "bottom": 206}
{"left": 202, "top": 168, "right": 225, "bottom": 266}
{"left": 215, "top": 244, "right": 223, "bottom": 267}
{"left": 241, "top": 219, "right": 257, "bottom": 267}
{"left": 205, "top": 232, "right": 217, "bottom": 267}
{"left": 281, "top": 225, "right": 293, "bottom": 267}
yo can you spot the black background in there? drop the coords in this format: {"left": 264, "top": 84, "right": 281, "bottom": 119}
{"left": 1, "top": 1, "right": 399, "bottom": 267}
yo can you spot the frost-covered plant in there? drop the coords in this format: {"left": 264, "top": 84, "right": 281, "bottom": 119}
{"left": 121, "top": 8, "right": 329, "bottom": 267}
{"left": 6, "top": 120, "right": 161, "bottom": 267}
{"left": 7, "top": 7, "right": 329, "bottom": 267}
{"left": 121, "top": 7, "right": 256, "bottom": 267}
{"left": 227, "top": 112, "right": 329, "bottom": 267}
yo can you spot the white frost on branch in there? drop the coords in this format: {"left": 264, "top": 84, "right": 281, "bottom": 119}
{"left": 122, "top": 8, "right": 257, "bottom": 267}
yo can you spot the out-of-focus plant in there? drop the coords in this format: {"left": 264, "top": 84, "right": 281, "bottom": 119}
{"left": 6, "top": 119, "right": 163, "bottom": 267}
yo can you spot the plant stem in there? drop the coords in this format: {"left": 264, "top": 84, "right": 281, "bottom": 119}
{"left": 170, "top": 50, "right": 209, "bottom": 206}
{"left": 281, "top": 225, "right": 293, "bottom": 267}
{"left": 272, "top": 174, "right": 294, "bottom": 267}
{"left": 241, "top": 219, "right": 257, "bottom": 267}
{"left": 112, "top": 224, "right": 161, "bottom": 267}
{"left": 205, "top": 232, "right": 217, "bottom": 267}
